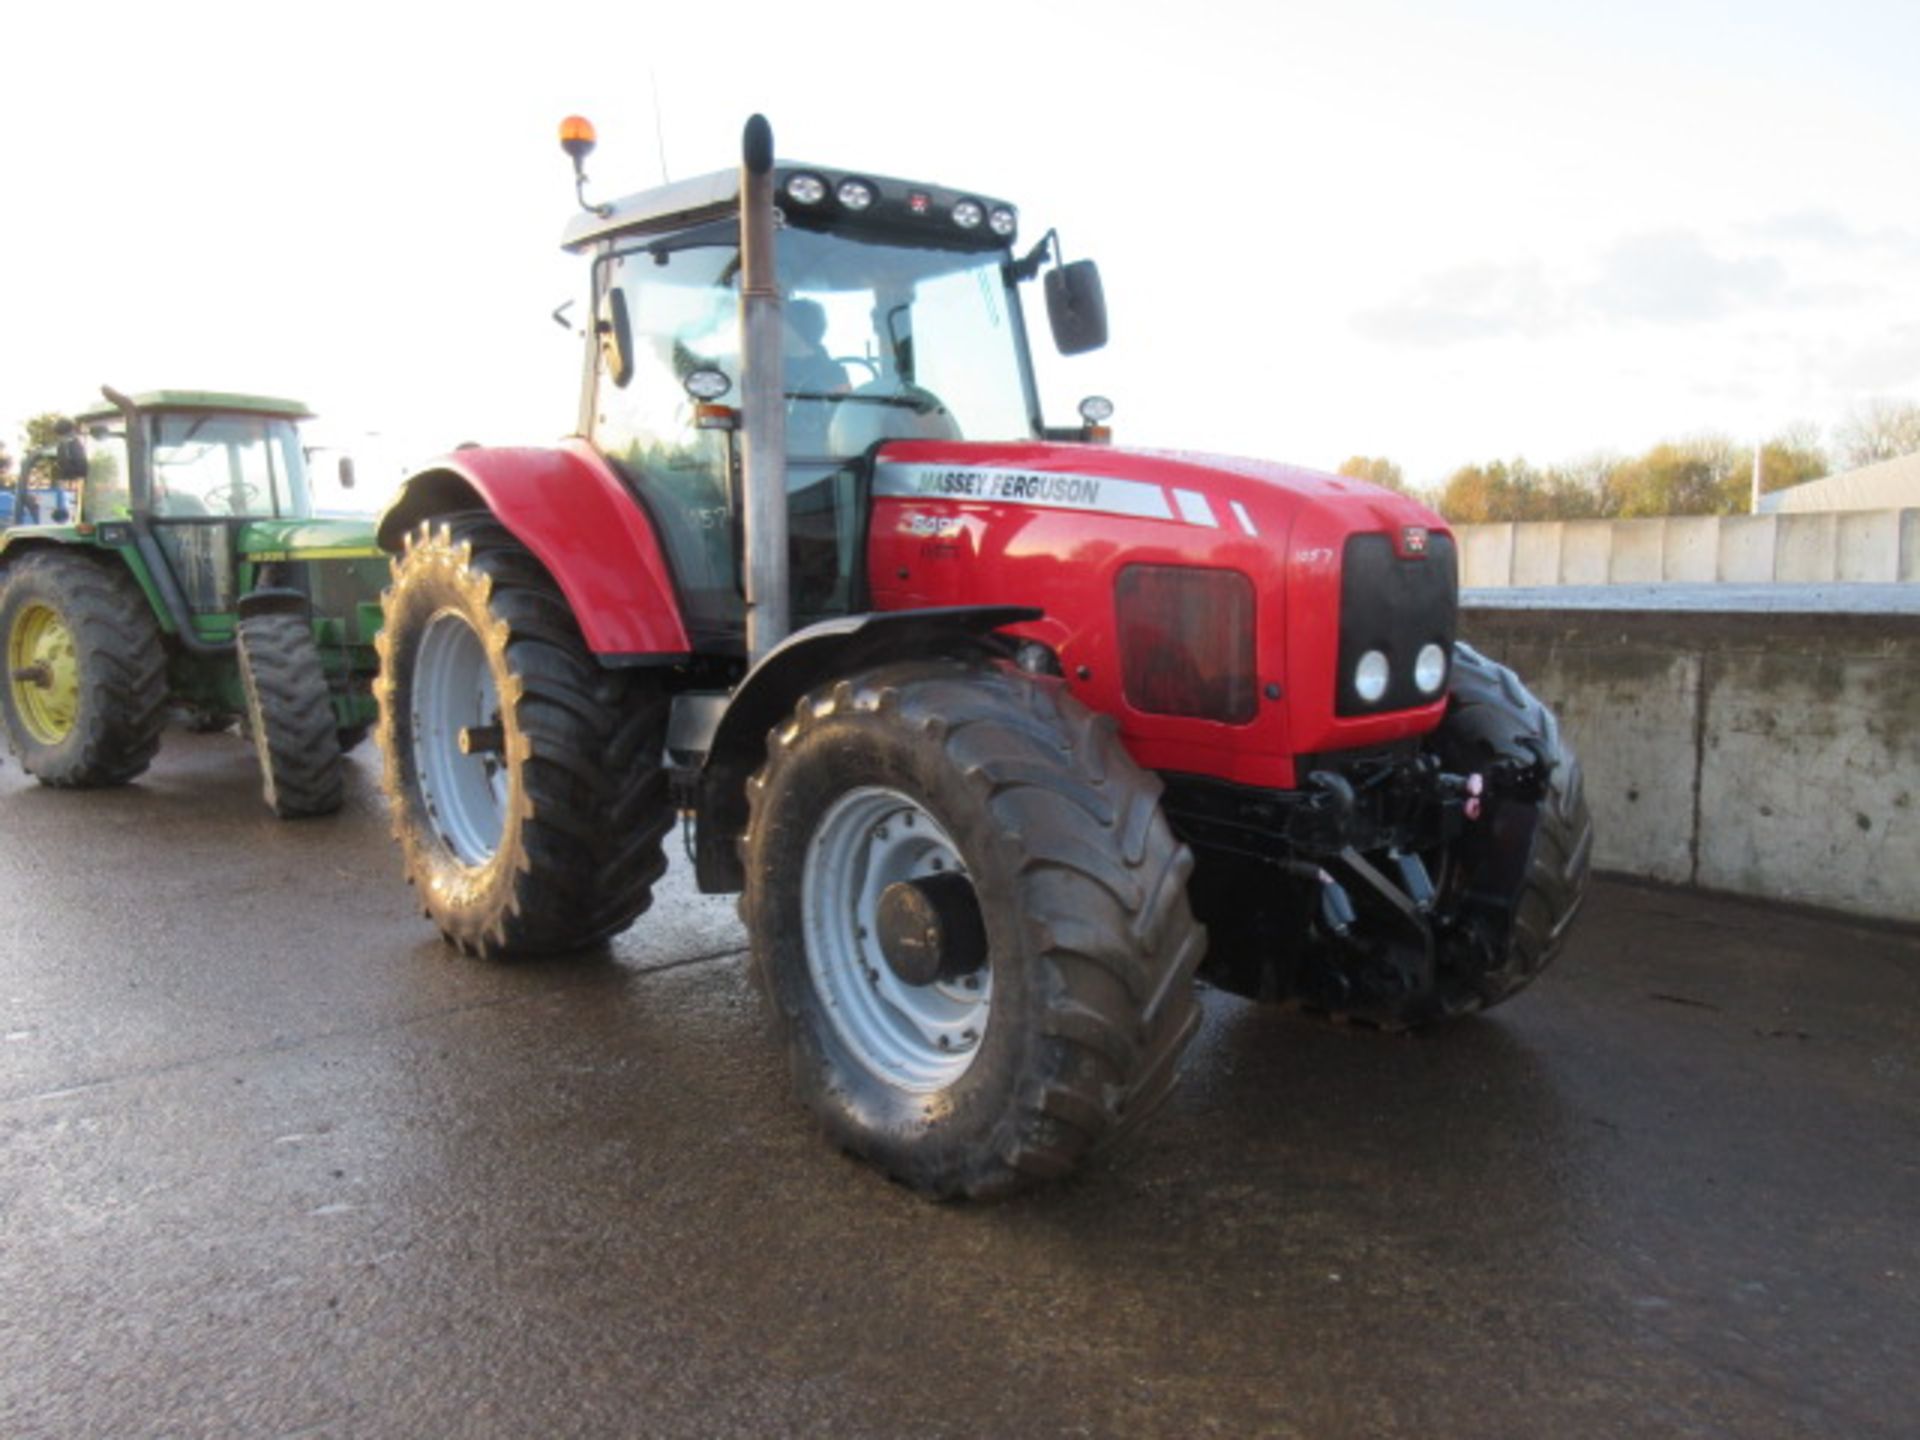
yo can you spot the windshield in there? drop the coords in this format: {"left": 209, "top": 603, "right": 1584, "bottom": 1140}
{"left": 777, "top": 225, "right": 1038, "bottom": 456}
{"left": 593, "top": 225, "right": 1037, "bottom": 461}
{"left": 148, "top": 413, "right": 311, "bottom": 518}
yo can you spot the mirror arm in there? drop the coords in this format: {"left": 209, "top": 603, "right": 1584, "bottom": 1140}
{"left": 1007, "top": 228, "right": 1058, "bottom": 284}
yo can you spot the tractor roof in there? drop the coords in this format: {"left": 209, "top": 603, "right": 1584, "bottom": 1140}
{"left": 561, "top": 164, "right": 1017, "bottom": 254}
{"left": 73, "top": 390, "right": 314, "bottom": 423}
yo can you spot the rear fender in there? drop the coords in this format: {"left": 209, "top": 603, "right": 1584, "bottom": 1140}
{"left": 377, "top": 439, "right": 691, "bottom": 660}
{"left": 0, "top": 535, "right": 175, "bottom": 634}
{"left": 691, "top": 605, "right": 1042, "bottom": 893}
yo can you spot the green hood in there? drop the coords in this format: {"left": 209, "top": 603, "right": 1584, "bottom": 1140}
{"left": 236, "top": 517, "right": 383, "bottom": 561}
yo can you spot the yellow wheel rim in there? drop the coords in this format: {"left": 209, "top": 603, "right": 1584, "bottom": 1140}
{"left": 8, "top": 601, "right": 81, "bottom": 745}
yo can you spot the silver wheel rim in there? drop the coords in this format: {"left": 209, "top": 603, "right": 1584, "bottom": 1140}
{"left": 801, "top": 786, "right": 991, "bottom": 1093}
{"left": 412, "top": 610, "right": 507, "bottom": 865}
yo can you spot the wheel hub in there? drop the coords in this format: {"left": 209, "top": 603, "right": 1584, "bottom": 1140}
{"left": 411, "top": 610, "right": 508, "bottom": 866}
{"left": 7, "top": 602, "right": 80, "bottom": 744}
{"left": 876, "top": 873, "right": 988, "bottom": 987}
{"left": 800, "top": 786, "right": 991, "bottom": 1092}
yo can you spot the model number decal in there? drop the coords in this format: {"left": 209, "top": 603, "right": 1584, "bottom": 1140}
{"left": 1295, "top": 546, "right": 1335, "bottom": 565}
{"left": 902, "top": 512, "right": 965, "bottom": 538}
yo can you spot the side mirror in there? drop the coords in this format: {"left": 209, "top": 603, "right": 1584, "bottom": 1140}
{"left": 338, "top": 456, "right": 357, "bottom": 490}
{"left": 1045, "top": 259, "right": 1108, "bottom": 356}
{"left": 55, "top": 435, "right": 89, "bottom": 482}
{"left": 598, "top": 287, "right": 635, "bottom": 388}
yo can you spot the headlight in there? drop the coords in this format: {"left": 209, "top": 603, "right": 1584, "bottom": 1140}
{"left": 988, "top": 206, "right": 1017, "bottom": 237}
{"left": 952, "top": 199, "right": 984, "bottom": 230}
{"left": 1354, "top": 650, "right": 1390, "bottom": 704}
{"left": 836, "top": 178, "right": 875, "bottom": 211}
{"left": 784, "top": 173, "right": 827, "bottom": 206}
{"left": 1413, "top": 643, "right": 1448, "bottom": 695}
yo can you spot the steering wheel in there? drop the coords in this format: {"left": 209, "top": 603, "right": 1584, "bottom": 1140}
{"left": 832, "top": 355, "right": 880, "bottom": 383}
{"left": 207, "top": 484, "right": 262, "bottom": 515}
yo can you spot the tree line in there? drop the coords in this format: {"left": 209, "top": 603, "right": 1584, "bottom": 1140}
{"left": 1341, "top": 397, "right": 1920, "bottom": 524}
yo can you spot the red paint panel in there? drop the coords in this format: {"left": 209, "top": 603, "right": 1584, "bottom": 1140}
{"left": 866, "top": 439, "right": 1452, "bottom": 789}
{"left": 401, "top": 441, "right": 690, "bottom": 657}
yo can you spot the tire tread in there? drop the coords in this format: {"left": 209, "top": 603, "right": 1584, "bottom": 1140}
{"left": 374, "top": 514, "right": 673, "bottom": 959}
{"left": 743, "top": 660, "right": 1206, "bottom": 1199}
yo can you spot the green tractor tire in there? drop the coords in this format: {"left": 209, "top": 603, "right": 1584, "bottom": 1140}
{"left": 0, "top": 551, "right": 168, "bottom": 787}
{"left": 237, "top": 610, "right": 345, "bottom": 819}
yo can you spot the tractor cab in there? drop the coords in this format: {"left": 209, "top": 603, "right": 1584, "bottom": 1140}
{"left": 71, "top": 391, "right": 320, "bottom": 622}
{"left": 563, "top": 149, "right": 1105, "bottom": 652}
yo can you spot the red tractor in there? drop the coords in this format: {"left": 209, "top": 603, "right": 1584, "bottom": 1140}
{"left": 372, "top": 116, "right": 1591, "bottom": 1197}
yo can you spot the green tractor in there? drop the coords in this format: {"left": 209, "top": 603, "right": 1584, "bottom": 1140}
{"left": 0, "top": 388, "right": 385, "bottom": 817}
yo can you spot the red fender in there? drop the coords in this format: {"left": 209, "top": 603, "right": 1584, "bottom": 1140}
{"left": 377, "top": 439, "right": 691, "bottom": 659}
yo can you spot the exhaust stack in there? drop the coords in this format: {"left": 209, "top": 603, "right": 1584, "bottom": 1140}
{"left": 738, "top": 114, "right": 790, "bottom": 663}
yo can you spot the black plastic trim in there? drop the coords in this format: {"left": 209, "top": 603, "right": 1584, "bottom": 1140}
{"left": 1334, "top": 532, "right": 1458, "bottom": 717}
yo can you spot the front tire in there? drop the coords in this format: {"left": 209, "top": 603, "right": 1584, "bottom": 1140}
{"left": 1420, "top": 643, "right": 1593, "bottom": 1019}
{"left": 0, "top": 552, "right": 167, "bottom": 786}
{"left": 374, "top": 513, "right": 673, "bottom": 959}
{"left": 238, "top": 610, "right": 345, "bottom": 819}
{"left": 741, "top": 661, "right": 1206, "bottom": 1199}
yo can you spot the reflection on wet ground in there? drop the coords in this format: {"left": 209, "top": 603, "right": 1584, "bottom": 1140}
{"left": 2, "top": 734, "right": 1915, "bottom": 1437}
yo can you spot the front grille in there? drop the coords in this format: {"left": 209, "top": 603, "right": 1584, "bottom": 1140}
{"left": 1334, "top": 532, "right": 1457, "bottom": 716}
{"left": 1116, "top": 564, "right": 1257, "bottom": 724}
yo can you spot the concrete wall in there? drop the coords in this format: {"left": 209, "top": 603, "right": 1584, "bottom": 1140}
{"left": 1462, "top": 606, "right": 1920, "bottom": 925}
{"left": 1457, "top": 509, "right": 1920, "bottom": 587}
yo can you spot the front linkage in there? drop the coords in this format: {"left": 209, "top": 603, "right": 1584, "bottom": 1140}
{"left": 1177, "top": 646, "right": 1592, "bottom": 1028}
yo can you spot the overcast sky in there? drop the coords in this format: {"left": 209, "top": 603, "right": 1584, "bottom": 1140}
{"left": 3, "top": 0, "right": 1916, "bottom": 488}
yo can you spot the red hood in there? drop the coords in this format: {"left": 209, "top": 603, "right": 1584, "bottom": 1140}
{"left": 867, "top": 438, "right": 1455, "bottom": 789}
{"left": 873, "top": 439, "right": 1447, "bottom": 542}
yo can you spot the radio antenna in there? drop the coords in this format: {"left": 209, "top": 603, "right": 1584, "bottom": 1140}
{"left": 651, "top": 70, "right": 671, "bottom": 183}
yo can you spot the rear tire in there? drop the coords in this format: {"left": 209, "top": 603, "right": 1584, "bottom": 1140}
{"left": 238, "top": 610, "right": 345, "bottom": 819}
{"left": 0, "top": 551, "right": 167, "bottom": 786}
{"left": 374, "top": 513, "right": 673, "bottom": 959}
{"left": 741, "top": 661, "right": 1205, "bottom": 1199}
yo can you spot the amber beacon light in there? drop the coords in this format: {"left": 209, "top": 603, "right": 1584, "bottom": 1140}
{"left": 559, "top": 115, "right": 597, "bottom": 162}
{"left": 559, "top": 116, "right": 609, "bottom": 215}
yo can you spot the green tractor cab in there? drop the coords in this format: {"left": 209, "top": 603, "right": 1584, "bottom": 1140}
{"left": 0, "top": 388, "right": 385, "bottom": 817}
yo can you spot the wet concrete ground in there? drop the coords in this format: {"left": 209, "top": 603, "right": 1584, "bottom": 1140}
{"left": 1, "top": 733, "right": 1915, "bottom": 1438}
